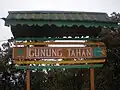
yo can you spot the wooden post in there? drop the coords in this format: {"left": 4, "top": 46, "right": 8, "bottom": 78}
{"left": 90, "top": 68, "right": 95, "bottom": 90}
{"left": 26, "top": 66, "right": 30, "bottom": 90}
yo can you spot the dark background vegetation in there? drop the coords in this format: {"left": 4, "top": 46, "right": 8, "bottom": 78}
{"left": 0, "top": 12, "right": 120, "bottom": 90}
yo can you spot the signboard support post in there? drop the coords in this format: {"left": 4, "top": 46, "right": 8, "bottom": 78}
{"left": 90, "top": 68, "right": 95, "bottom": 90}
{"left": 26, "top": 65, "right": 30, "bottom": 90}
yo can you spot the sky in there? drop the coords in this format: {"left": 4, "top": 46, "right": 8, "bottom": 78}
{"left": 0, "top": 0, "right": 120, "bottom": 43}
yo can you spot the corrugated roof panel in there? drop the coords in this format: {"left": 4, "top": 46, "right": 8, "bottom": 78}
{"left": 53, "top": 14, "right": 59, "bottom": 20}
{"left": 57, "top": 14, "right": 66, "bottom": 20}
{"left": 97, "top": 14, "right": 109, "bottom": 21}
{"left": 81, "top": 13, "right": 88, "bottom": 20}
{"left": 48, "top": 14, "right": 58, "bottom": 20}
{"left": 69, "top": 14, "right": 78, "bottom": 20}
{"left": 37, "top": 14, "right": 44, "bottom": 19}
{"left": 63, "top": 14, "right": 72, "bottom": 20}
{"left": 75, "top": 14, "right": 83, "bottom": 20}
{"left": 31, "top": 14, "right": 36, "bottom": 19}
{"left": 14, "top": 14, "right": 21, "bottom": 19}
{"left": 6, "top": 11, "right": 113, "bottom": 22}
{"left": 42, "top": 14, "right": 49, "bottom": 20}
{"left": 3, "top": 11, "right": 118, "bottom": 28}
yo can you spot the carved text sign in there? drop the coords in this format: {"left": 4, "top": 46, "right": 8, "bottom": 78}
{"left": 13, "top": 47, "right": 106, "bottom": 59}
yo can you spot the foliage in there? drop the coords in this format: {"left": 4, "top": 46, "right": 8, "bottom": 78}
{"left": 95, "top": 12, "right": 120, "bottom": 90}
{"left": 110, "top": 12, "right": 120, "bottom": 23}
{"left": 0, "top": 38, "right": 25, "bottom": 90}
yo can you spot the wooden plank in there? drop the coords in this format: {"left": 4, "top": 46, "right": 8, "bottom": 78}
{"left": 15, "top": 64, "right": 104, "bottom": 69}
{"left": 15, "top": 37, "right": 100, "bottom": 41}
{"left": 15, "top": 42, "right": 105, "bottom": 45}
{"left": 90, "top": 68, "right": 95, "bottom": 90}
{"left": 26, "top": 66, "right": 30, "bottom": 90}
{"left": 14, "top": 60, "right": 105, "bottom": 64}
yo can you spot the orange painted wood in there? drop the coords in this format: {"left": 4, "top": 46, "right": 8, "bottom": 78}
{"left": 90, "top": 68, "right": 95, "bottom": 90}
{"left": 26, "top": 66, "right": 30, "bottom": 90}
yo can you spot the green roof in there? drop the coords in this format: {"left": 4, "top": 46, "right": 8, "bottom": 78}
{"left": 3, "top": 11, "right": 118, "bottom": 27}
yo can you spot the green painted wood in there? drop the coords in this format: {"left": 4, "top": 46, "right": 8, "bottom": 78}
{"left": 5, "top": 19, "right": 118, "bottom": 28}
{"left": 15, "top": 64, "right": 103, "bottom": 70}
{"left": 15, "top": 37, "right": 100, "bottom": 41}
{"left": 17, "top": 49, "right": 23, "bottom": 55}
{"left": 93, "top": 47, "right": 103, "bottom": 57}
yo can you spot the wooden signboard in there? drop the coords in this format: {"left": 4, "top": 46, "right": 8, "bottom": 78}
{"left": 13, "top": 47, "right": 106, "bottom": 59}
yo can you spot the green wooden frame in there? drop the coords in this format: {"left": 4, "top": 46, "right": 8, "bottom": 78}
{"left": 5, "top": 19, "right": 118, "bottom": 28}
{"left": 15, "top": 64, "right": 103, "bottom": 70}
